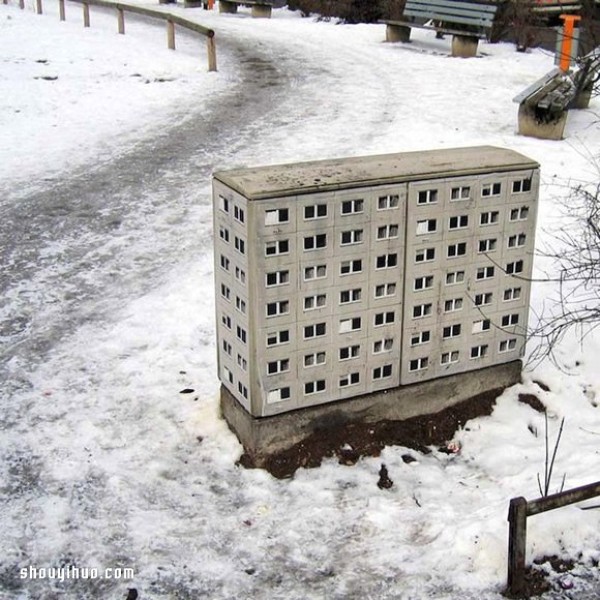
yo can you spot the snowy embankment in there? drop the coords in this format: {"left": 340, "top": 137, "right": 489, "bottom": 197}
{"left": 1, "top": 2, "right": 600, "bottom": 599}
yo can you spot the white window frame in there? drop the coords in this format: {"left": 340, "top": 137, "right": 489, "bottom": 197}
{"left": 373, "top": 338, "right": 394, "bottom": 353}
{"left": 374, "top": 283, "right": 397, "bottom": 298}
{"left": 446, "top": 270, "right": 465, "bottom": 285}
{"left": 409, "top": 357, "right": 429, "bottom": 372}
{"left": 340, "top": 259, "right": 362, "bottom": 275}
{"left": 451, "top": 186, "right": 471, "bottom": 201}
{"left": 304, "top": 351, "right": 326, "bottom": 367}
{"left": 266, "top": 330, "right": 290, "bottom": 347}
{"left": 478, "top": 238, "right": 497, "bottom": 253}
{"left": 377, "top": 224, "right": 399, "bottom": 240}
{"left": 441, "top": 350, "right": 460, "bottom": 365}
{"left": 265, "top": 208, "right": 289, "bottom": 225}
{"left": 265, "top": 240, "right": 289, "bottom": 257}
{"left": 304, "top": 322, "right": 327, "bottom": 339}
{"left": 470, "top": 344, "right": 489, "bottom": 359}
{"left": 417, "top": 189, "right": 438, "bottom": 205}
{"left": 266, "top": 300, "right": 289, "bottom": 317}
{"left": 414, "top": 275, "right": 434, "bottom": 291}
{"left": 476, "top": 266, "right": 495, "bottom": 280}
{"left": 303, "top": 234, "right": 327, "bottom": 251}
{"left": 266, "top": 270, "right": 290, "bottom": 287}
{"left": 267, "top": 359, "right": 290, "bottom": 375}
{"left": 340, "top": 229, "right": 364, "bottom": 246}
{"left": 375, "top": 253, "right": 398, "bottom": 270}
{"left": 339, "top": 289, "right": 362, "bottom": 304}
{"left": 304, "top": 294, "right": 327, "bottom": 311}
{"left": 413, "top": 303, "right": 433, "bottom": 319}
{"left": 410, "top": 331, "right": 430, "bottom": 347}
{"left": 340, "top": 199, "right": 364, "bottom": 215}
{"left": 416, "top": 219, "right": 437, "bottom": 235}
{"left": 472, "top": 319, "right": 491, "bottom": 333}
{"left": 480, "top": 211, "right": 499, "bottom": 226}
{"left": 304, "top": 264, "right": 327, "bottom": 281}
{"left": 339, "top": 345, "right": 360, "bottom": 361}
{"left": 304, "top": 204, "right": 328, "bottom": 220}
{"left": 378, "top": 194, "right": 400, "bottom": 210}
{"left": 339, "top": 317, "right": 361, "bottom": 333}
{"left": 444, "top": 297, "right": 463, "bottom": 313}
{"left": 339, "top": 372, "right": 360, "bottom": 387}
{"left": 448, "top": 215, "right": 469, "bottom": 230}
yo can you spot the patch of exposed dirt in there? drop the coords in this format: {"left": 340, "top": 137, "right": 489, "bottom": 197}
{"left": 518, "top": 393, "right": 546, "bottom": 413}
{"left": 239, "top": 387, "right": 502, "bottom": 479}
{"left": 504, "top": 555, "right": 579, "bottom": 598}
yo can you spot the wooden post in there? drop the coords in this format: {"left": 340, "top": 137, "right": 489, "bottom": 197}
{"left": 19, "top": 0, "right": 25, "bottom": 8}
{"left": 507, "top": 497, "right": 527, "bottom": 597}
{"left": 117, "top": 8, "right": 125, "bottom": 34}
{"left": 59, "top": 0, "right": 65, "bottom": 21}
{"left": 207, "top": 34, "right": 217, "bottom": 72}
{"left": 167, "top": 20, "right": 175, "bottom": 50}
{"left": 35, "top": 0, "right": 42, "bottom": 14}
{"left": 83, "top": 2, "right": 90, "bottom": 27}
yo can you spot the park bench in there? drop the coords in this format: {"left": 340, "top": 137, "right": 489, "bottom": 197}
{"left": 382, "top": 0, "right": 498, "bottom": 58}
{"left": 513, "top": 51, "right": 598, "bottom": 140}
{"left": 218, "top": 0, "right": 273, "bottom": 17}
{"left": 513, "top": 68, "right": 575, "bottom": 140}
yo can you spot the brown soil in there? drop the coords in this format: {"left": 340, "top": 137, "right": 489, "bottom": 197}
{"left": 239, "top": 386, "right": 521, "bottom": 479}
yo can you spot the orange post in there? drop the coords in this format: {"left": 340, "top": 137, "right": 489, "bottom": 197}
{"left": 558, "top": 14, "right": 581, "bottom": 72}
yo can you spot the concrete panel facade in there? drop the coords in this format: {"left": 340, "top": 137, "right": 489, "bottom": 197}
{"left": 212, "top": 147, "right": 539, "bottom": 420}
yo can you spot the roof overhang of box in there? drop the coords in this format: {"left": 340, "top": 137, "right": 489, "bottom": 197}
{"left": 213, "top": 146, "right": 540, "bottom": 201}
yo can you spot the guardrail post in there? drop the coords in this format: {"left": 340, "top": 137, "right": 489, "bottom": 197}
{"left": 117, "top": 7, "right": 125, "bottom": 34}
{"left": 507, "top": 497, "right": 527, "bottom": 597}
{"left": 167, "top": 19, "right": 175, "bottom": 50}
{"left": 207, "top": 34, "right": 217, "bottom": 72}
{"left": 59, "top": 0, "right": 65, "bottom": 20}
{"left": 35, "top": 0, "right": 42, "bottom": 14}
{"left": 83, "top": 1, "right": 90, "bottom": 26}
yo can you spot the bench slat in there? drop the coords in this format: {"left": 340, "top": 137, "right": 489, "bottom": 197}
{"left": 403, "top": 0, "right": 497, "bottom": 29}
{"left": 405, "top": 0, "right": 498, "bottom": 15}
{"left": 404, "top": 9, "right": 495, "bottom": 28}
{"left": 512, "top": 68, "right": 562, "bottom": 103}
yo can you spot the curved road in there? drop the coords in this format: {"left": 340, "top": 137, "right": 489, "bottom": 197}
{"left": 0, "top": 33, "right": 301, "bottom": 395}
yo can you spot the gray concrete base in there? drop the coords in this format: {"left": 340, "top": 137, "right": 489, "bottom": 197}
{"left": 386, "top": 23, "right": 411, "bottom": 43}
{"left": 451, "top": 35, "right": 478, "bottom": 58}
{"left": 517, "top": 103, "right": 568, "bottom": 140}
{"left": 572, "top": 87, "right": 592, "bottom": 110}
{"left": 221, "top": 360, "right": 522, "bottom": 459}
{"left": 219, "top": 0, "right": 237, "bottom": 12}
{"left": 251, "top": 3, "right": 271, "bottom": 17}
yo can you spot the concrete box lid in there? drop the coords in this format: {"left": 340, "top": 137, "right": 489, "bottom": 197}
{"left": 213, "top": 146, "right": 539, "bottom": 201}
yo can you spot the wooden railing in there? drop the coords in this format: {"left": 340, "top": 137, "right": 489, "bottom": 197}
{"left": 4, "top": 0, "right": 217, "bottom": 71}
{"left": 506, "top": 480, "right": 600, "bottom": 597}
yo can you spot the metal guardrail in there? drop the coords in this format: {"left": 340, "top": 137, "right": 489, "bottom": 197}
{"left": 5, "top": 0, "right": 217, "bottom": 71}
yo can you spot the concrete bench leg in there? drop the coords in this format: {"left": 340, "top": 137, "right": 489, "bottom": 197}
{"left": 572, "top": 86, "right": 592, "bottom": 109}
{"left": 451, "top": 35, "right": 478, "bottom": 58}
{"left": 219, "top": 0, "right": 237, "bottom": 12}
{"left": 251, "top": 3, "right": 271, "bottom": 17}
{"left": 386, "top": 23, "right": 411, "bottom": 43}
{"left": 517, "top": 103, "right": 568, "bottom": 140}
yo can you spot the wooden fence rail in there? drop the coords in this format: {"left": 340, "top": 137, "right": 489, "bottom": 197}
{"left": 4, "top": 0, "right": 217, "bottom": 71}
{"left": 507, "top": 480, "right": 600, "bottom": 597}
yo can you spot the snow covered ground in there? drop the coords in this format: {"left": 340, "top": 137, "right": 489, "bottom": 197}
{"left": 1, "top": 2, "right": 600, "bottom": 598}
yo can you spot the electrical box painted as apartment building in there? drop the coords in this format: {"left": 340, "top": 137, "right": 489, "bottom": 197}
{"left": 212, "top": 147, "right": 539, "bottom": 418}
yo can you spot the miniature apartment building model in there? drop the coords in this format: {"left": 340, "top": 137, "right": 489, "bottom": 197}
{"left": 213, "top": 146, "right": 539, "bottom": 419}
